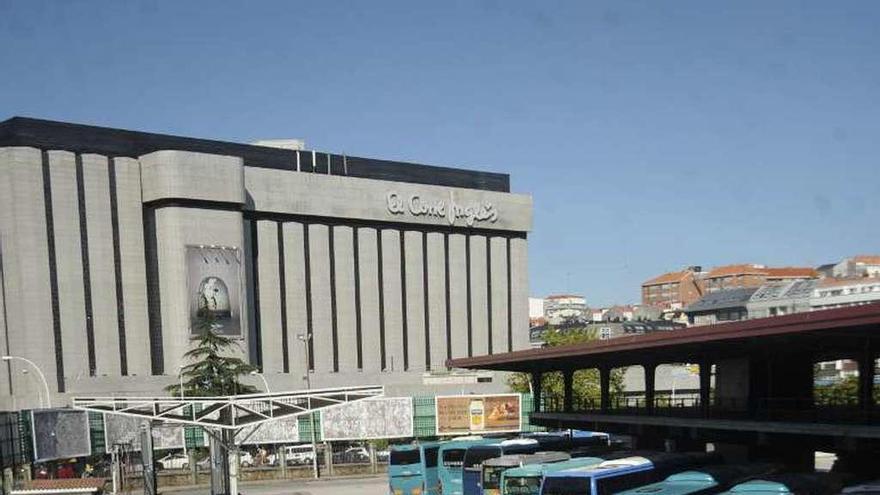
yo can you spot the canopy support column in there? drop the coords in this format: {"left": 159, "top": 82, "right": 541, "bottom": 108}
{"left": 645, "top": 363, "right": 657, "bottom": 414}
{"left": 699, "top": 361, "right": 712, "bottom": 417}
{"left": 600, "top": 366, "right": 611, "bottom": 413}
{"left": 531, "top": 371, "right": 543, "bottom": 412}
{"left": 563, "top": 370, "right": 574, "bottom": 412}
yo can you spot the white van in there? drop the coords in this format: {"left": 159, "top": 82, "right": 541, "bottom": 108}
{"left": 283, "top": 444, "right": 316, "bottom": 465}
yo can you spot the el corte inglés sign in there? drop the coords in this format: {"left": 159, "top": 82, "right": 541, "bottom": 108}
{"left": 386, "top": 191, "right": 498, "bottom": 226}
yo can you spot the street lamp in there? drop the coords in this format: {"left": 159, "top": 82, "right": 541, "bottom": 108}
{"left": 249, "top": 371, "right": 271, "bottom": 393}
{"left": 296, "top": 333, "right": 318, "bottom": 479}
{"left": 2, "top": 355, "right": 51, "bottom": 408}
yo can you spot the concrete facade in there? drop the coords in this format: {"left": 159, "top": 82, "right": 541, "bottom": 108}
{"left": 0, "top": 118, "right": 533, "bottom": 408}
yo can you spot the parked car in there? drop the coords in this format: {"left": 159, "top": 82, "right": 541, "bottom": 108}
{"left": 239, "top": 451, "right": 276, "bottom": 467}
{"left": 284, "top": 445, "right": 316, "bottom": 465}
{"left": 158, "top": 453, "right": 189, "bottom": 470}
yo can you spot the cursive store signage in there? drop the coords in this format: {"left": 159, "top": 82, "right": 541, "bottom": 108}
{"left": 386, "top": 191, "right": 499, "bottom": 226}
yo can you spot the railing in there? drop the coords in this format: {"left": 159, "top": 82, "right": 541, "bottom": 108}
{"left": 536, "top": 394, "right": 880, "bottom": 425}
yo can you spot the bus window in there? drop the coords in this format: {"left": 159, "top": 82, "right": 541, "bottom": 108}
{"left": 541, "top": 477, "right": 591, "bottom": 495}
{"left": 442, "top": 449, "right": 465, "bottom": 468}
{"left": 391, "top": 449, "right": 421, "bottom": 466}
{"left": 425, "top": 446, "right": 439, "bottom": 468}
{"left": 504, "top": 475, "right": 542, "bottom": 495}
{"left": 595, "top": 472, "right": 651, "bottom": 495}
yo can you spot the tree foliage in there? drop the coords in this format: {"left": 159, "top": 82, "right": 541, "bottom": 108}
{"left": 166, "top": 297, "right": 258, "bottom": 397}
{"left": 813, "top": 375, "right": 859, "bottom": 406}
{"left": 507, "top": 326, "right": 626, "bottom": 404}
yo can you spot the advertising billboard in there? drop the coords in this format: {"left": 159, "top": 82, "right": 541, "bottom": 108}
{"left": 321, "top": 397, "right": 413, "bottom": 441}
{"left": 31, "top": 409, "right": 91, "bottom": 462}
{"left": 186, "top": 246, "right": 243, "bottom": 336}
{"left": 239, "top": 416, "right": 299, "bottom": 445}
{"left": 435, "top": 394, "right": 521, "bottom": 435}
{"left": 104, "top": 415, "right": 185, "bottom": 451}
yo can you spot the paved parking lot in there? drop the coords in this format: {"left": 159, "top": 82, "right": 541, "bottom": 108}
{"left": 165, "top": 475, "right": 387, "bottom": 495}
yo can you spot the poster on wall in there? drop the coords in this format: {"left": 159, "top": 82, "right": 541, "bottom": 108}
{"left": 104, "top": 415, "right": 185, "bottom": 451}
{"left": 239, "top": 416, "right": 299, "bottom": 445}
{"left": 321, "top": 398, "right": 413, "bottom": 441}
{"left": 186, "top": 246, "right": 242, "bottom": 336}
{"left": 435, "top": 394, "right": 521, "bottom": 436}
{"left": 31, "top": 409, "right": 91, "bottom": 462}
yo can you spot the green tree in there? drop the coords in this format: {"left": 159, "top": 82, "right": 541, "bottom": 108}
{"left": 813, "top": 375, "right": 859, "bottom": 406}
{"left": 507, "top": 326, "right": 626, "bottom": 406}
{"left": 166, "top": 297, "right": 258, "bottom": 397}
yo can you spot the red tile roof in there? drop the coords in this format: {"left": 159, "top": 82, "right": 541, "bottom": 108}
{"left": 853, "top": 255, "right": 880, "bottom": 265}
{"left": 763, "top": 267, "right": 818, "bottom": 278}
{"left": 705, "top": 264, "right": 816, "bottom": 279}
{"left": 642, "top": 271, "right": 690, "bottom": 286}
{"left": 705, "top": 264, "right": 767, "bottom": 278}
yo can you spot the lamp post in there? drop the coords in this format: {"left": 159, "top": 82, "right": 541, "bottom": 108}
{"left": 297, "top": 333, "right": 318, "bottom": 479}
{"left": 2, "top": 355, "right": 51, "bottom": 408}
{"left": 250, "top": 371, "right": 271, "bottom": 393}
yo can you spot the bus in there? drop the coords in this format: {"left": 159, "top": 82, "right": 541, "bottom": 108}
{"left": 501, "top": 457, "right": 607, "bottom": 495}
{"left": 439, "top": 438, "right": 499, "bottom": 495}
{"left": 539, "top": 453, "right": 715, "bottom": 495}
{"left": 720, "top": 474, "right": 843, "bottom": 495}
{"left": 614, "top": 465, "right": 778, "bottom": 495}
{"left": 389, "top": 442, "right": 443, "bottom": 495}
{"left": 522, "top": 431, "right": 610, "bottom": 451}
{"left": 463, "top": 439, "right": 540, "bottom": 495}
{"left": 481, "top": 452, "right": 570, "bottom": 495}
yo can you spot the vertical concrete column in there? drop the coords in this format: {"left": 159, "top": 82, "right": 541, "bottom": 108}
{"left": 858, "top": 345, "right": 876, "bottom": 410}
{"left": 563, "top": 370, "right": 574, "bottom": 412}
{"left": 324, "top": 443, "right": 334, "bottom": 477}
{"left": 279, "top": 445, "right": 287, "bottom": 477}
{"left": 531, "top": 371, "right": 543, "bottom": 412}
{"left": 600, "top": 366, "right": 611, "bottom": 413}
{"left": 188, "top": 450, "right": 198, "bottom": 485}
{"left": 699, "top": 361, "right": 712, "bottom": 417}
{"left": 645, "top": 363, "right": 657, "bottom": 413}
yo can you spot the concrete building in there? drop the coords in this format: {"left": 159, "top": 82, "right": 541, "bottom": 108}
{"left": 832, "top": 255, "right": 880, "bottom": 279}
{"left": 543, "top": 294, "right": 587, "bottom": 324}
{"left": 810, "top": 277, "right": 880, "bottom": 310}
{"left": 702, "top": 264, "right": 816, "bottom": 293}
{"left": 684, "top": 287, "right": 757, "bottom": 326}
{"left": 746, "top": 279, "right": 817, "bottom": 319}
{"left": 0, "top": 117, "right": 533, "bottom": 409}
{"left": 640, "top": 267, "right": 704, "bottom": 308}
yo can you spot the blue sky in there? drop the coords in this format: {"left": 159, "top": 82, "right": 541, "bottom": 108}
{"left": 1, "top": 1, "right": 878, "bottom": 306}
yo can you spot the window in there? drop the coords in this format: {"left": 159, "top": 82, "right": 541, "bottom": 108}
{"left": 424, "top": 447, "right": 439, "bottom": 467}
{"left": 541, "top": 478, "right": 591, "bottom": 495}
{"left": 441, "top": 449, "right": 465, "bottom": 468}
{"left": 596, "top": 472, "right": 652, "bottom": 494}
{"left": 390, "top": 449, "right": 421, "bottom": 466}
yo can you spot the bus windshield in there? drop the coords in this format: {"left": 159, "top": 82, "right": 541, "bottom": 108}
{"left": 541, "top": 477, "right": 591, "bottom": 495}
{"left": 504, "top": 475, "right": 542, "bottom": 495}
{"left": 442, "top": 449, "right": 466, "bottom": 468}
{"left": 464, "top": 447, "right": 501, "bottom": 469}
{"left": 390, "top": 449, "right": 421, "bottom": 466}
{"left": 424, "top": 446, "right": 439, "bottom": 468}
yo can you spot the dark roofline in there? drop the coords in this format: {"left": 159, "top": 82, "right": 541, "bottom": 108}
{"left": 0, "top": 116, "right": 509, "bottom": 192}
{"left": 447, "top": 303, "right": 880, "bottom": 371}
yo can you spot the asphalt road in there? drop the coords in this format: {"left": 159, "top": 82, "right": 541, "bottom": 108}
{"left": 163, "top": 475, "right": 387, "bottom": 495}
